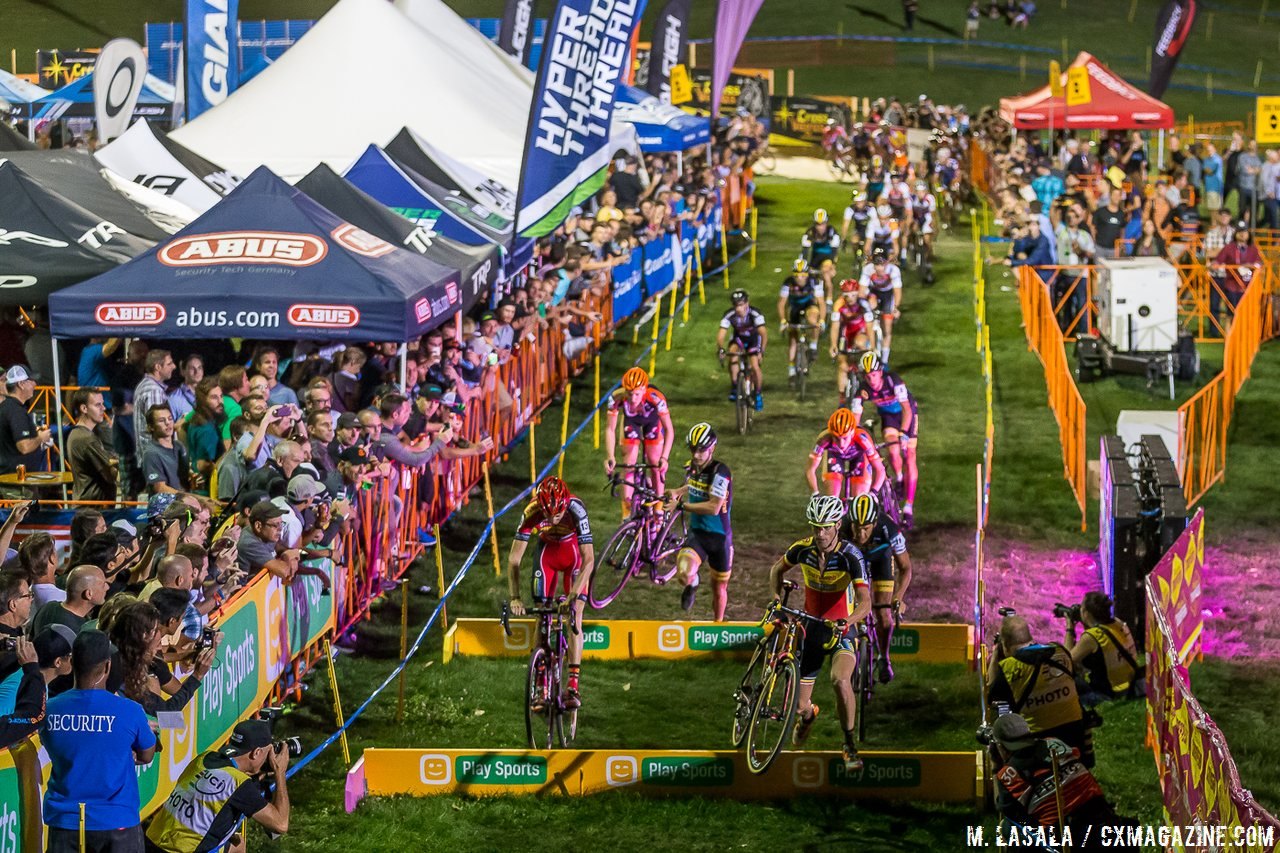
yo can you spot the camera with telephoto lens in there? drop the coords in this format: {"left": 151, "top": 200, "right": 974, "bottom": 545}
{"left": 1053, "top": 602, "right": 1083, "bottom": 622}
{"left": 975, "top": 701, "right": 1013, "bottom": 746}
{"left": 256, "top": 706, "right": 303, "bottom": 758}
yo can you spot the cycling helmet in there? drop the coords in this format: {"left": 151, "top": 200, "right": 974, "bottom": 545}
{"left": 535, "top": 476, "right": 571, "bottom": 515}
{"left": 827, "top": 407, "right": 857, "bottom": 437}
{"left": 852, "top": 191, "right": 868, "bottom": 203}
{"left": 807, "top": 494, "right": 846, "bottom": 528}
{"left": 826, "top": 117, "right": 837, "bottom": 126}
{"left": 839, "top": 278, "right": 859, "bottom": 294}
{"left": 687, "top": 422, "right": 718, "bottom": 452}
{"left": 730, "top": 288, "right": 750, "bottom": 305}
{"left": 791, "top": 258, "right": 810, "bottom": 275}
{"left": 814, "top": 208, "right": 828, "bottom": 224}
{"left": 622, "top": 366, "right": 649, "bottom": 391}
{"left": 859, "top": 351, "right": 883, "bottom": 373}
{"left": 871, "top": 154, "right": 884, "bottom": 166}
{"left": 849, "top": 493, "right": 880, "bottom": 526}
{"left": 871, "top": 248, "right": 888, "bottom": 264}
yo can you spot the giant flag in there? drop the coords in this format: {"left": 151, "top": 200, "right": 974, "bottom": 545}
{"left": 712, "top": 0, "right": 765, "bottom": 118}
{"left": 185, "top": 0, "right": 240, "bottom": 121}
{"left": 646, "top": 0, "right": 691, "bottom": 103}
{"left": 1148, "top": 0, "right": 1196, "bottom": 100}
{"left": 498, "top": 0, "right": 537, "bottom": 67}
{"left": 514, "top": 0, "right": 645, "bottom": 239}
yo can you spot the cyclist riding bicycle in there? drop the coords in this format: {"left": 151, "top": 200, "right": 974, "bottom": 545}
{"left": 865, "top": 155, "right": 888, "bottom": 202}
{"left": 801, "top": 209, "right": 841, "bottom": 293}
{"left": 844, "top": 493, "right": 913, "bottom": 684}
{"left": 507, "top": 476, "right": 595, "bottom": 708}
{"left": 829, "top": 279, "right": 874, "bottom": 402}
{"left": 881, "top": 174, "right": 911, "bottom": 224}
{"left": 777, "top": 259, "right": 826, "bottom": 380}
{"left": 768, "top": 494, "right": 872, "bottom": 771}
{"left": 841, "top": 192, "right": 879, "bottom": 249}
{"left": 908, "top": 181, "right": 938, "bottom": 267}
{"left": 717, "top": 289, "right": 768, "bottom": 411}
{"left": 604, "top": 367, "right": 675, "bottom": 506}
{"left": 821, "top": 118, "right": 851, "bottom": 158}
{"left": 806, "top": 407, "right": 886, "bottom": 502}
{"left": 849, "top": 352, "right": 919, "bottom": 525}
{"left": 858, "top": 250, "right": 903, "bottom": 364}
{"left": 866, "top": 203, "right": 901, "bottom": 262}
{"left": 664, "top": 423, "right": 734, "bottom": 620}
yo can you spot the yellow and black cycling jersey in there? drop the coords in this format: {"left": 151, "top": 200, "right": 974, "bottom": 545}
{"left": 782, "top": 537, "right": 869, "bottom": 620}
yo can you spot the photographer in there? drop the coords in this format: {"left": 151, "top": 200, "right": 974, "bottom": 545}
{"left": 146, "top": 718, "right": 290, "bottom": 853}
{"left": 986, "top": 615, "right": 1092, "bottom": 766}
{"left": 0, "top": 625, "right": 74, "bottom": 748}
{"left": 1062, "top": 592, "right": 1143, "bottom": 707}
{"left": 0, "top": 570, "right": 34, "bottom": 680}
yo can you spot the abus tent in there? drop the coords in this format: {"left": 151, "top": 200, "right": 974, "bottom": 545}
{"left": 614, "top": 85, "right": 710, "bottom": 153}
{"left": 96, "top": 120, "right": 242, "bottom": 214}
{"left": 48, "top": 167, "right": 462, "bottom": 341}
{"left": 999, "top": 52, "right": 1175, "bottom": 130}
{"left": 0, "top": 160, "right": 154, "bottom": 305}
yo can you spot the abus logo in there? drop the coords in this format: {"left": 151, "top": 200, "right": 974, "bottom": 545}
{"left": 158, "top": 231, "right": 327, "bottom": 267}
{"left": 287, "top": 304, "right": 360, "bottom": 329}
{"left": 415, "top": 298, "right": 432, "bottom": 323}
{"left": 95, "top": 302, "right": 166, "bottom": 325}
{"left": 331, "top": 224, "right": 395, "bottom": 258}
{"left": 444, "top": 281, "right": 459, "bottom": 304}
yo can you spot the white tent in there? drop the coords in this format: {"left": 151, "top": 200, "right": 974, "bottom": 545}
{"left": 169, "top": 0, "right": 637, "bottom": 189}
{"left": 96, "top": 120, "right": 239, "bottom": 213}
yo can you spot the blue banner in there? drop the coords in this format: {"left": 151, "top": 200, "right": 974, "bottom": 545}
{"left": 514, "top": 0, "right": 645, "bottom": 238}
{"left": 642, "top": 233, "right": 676, "bottom": 298}
{"left": 185, "top": 0, "right": 240, "bottom": 121}
{"left": 611, "top": 253, "right": 644, "bottom": 323}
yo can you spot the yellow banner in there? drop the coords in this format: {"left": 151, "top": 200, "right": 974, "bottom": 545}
{"left": 1049, "top": 60, "right": 1063, "bottom": 98}
{"left": 1257, "top": 96, "right": 1280, "bottom": 144}
{"left": 443, "top": 619, "right": 973, "bottom": 664}
{"left": 1066, "top": 66, "right": 1092, "bottom": 106}
{"left": 670, "top": 64, "right": 692, "bottom": 105}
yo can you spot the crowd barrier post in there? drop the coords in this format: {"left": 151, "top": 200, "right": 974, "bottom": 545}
{"left": 649, "top": 307, "right": 661, "bottom": 377}
{"left": 397, "top": 579, "right": 409, "bottom": 724}
{"left": 632, "top": 321, "right": 640, "bottom": 345}
{"left": 557, "top": 385, "right": 573, "bottom": 480}
{"left": 720, "top": 222, "right": 730, "bottom": 289}
{"left": 665, "top": 285, "right": 678, "bottom": 351}
{"left": 750, "top": 207, "right": 759, "bottom": 269}
{"left": 483, "top": 462, "right": 502, "bottom": 577}
{"left": 79, "top": 804, "right": 86, "bottom": 851}
{"left": 593, "top": 356, "right": 602, "bottom": 448}
{"left": 529, "top": 415, "right": 538, "bottom": 484}
{"left": 434, "top": 526, "right": 448, "bottom": 631}
{"left": 694, "top": 240, "right": 706, "bottom": 305}
{"left": 682, "top": 266, "right": 692, "bottom": 322}
{"left": 323, "top": 637, "right": 351, "bottom": 765}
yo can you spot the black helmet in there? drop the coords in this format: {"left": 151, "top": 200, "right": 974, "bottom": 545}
{"left": 731, "top": 289, "right": 749, "bottom": 305}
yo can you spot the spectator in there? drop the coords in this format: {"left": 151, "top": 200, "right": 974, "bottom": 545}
{"left": 1235, "top": 138, "right": 1262, "bottom": 222}
{"left": 1090, "top": 188, "right": 1126, "bottom": 259}
{"left": 110, "top": 599, "right": 216, "bottom": 715}
{"left": 76, "top": 337, "right": 122, "bottom": 412}
{"left": 185, "top": 377, "right": 225, "bottom": 492}
{"left": 248, "top": 373, "right": 270, "bottom": 401}
{"left": 303, "top": 381, "right": 335, "bottom": 427}
{"left": 168, "top": 354, "right": 204, "bottom": 421}
{"left": 30, "top": 565, "right": 108, "bottom": 636}
{"left": 1119, "top": 131, "right": 1147, "bottom": 183}
{"left": 374, "top": 393, "right": 452, "bottom": 470}
{"left": 217, "top": 365, "right": 251, "bottom": 449}
{"left": 901, "top": 0, "right": 918, "bottom": 30}
{"left": 233, "top": 398, "right": 283, "bottom": 471}
{"left": 0, "top": 571, "right": 33, "bottom": 680}
{"left": 328, "top": 444, "right": 373, "bottom": 506}
{"left": 307, "top": 411, "right": 338, "bottom": 480}
{"left": 236, "top": 502, "right": 301, "bottom": 583}
{"left": 1201, "top": 141, "right": 1225, "bottom": 214}
{"left": 0, "top": 366, "right": 52, "bottom": 478}
{"left": 1003, "top": 218, "right": 1054, "bottom": 269}
{"left": 243, "top": 438, "right": 306, "bottom": 497}
{"left": 66, "top": 388, "right": 118, "bottom": 502}
{"left": 134, "top": 348, "right": 176, "bottom": 453}
{"left": 40, "top": 630, "right": 157, "bottom": 852}
{"left": 964, "top": 0, "right": 981, "bottom": 40}
{"left": 331, "top": 348, "right": 367, "bottom": 413}
{"left": 20, "top": 532, "right": 62, "bottom": 611}
{"left": 1204, "top": 208, "right": 1235, "bottom": 325}
{"left": 0, "top": 625, "right": 73, "bottom": 748}
{"left": 1211, "top": 222, "right": 1264, "bottom": 326}
{"left": 1130, "top": 218, "right": 1166, "bottom": 259}
{"left": 1064, "top": 592, "right": 1142, "bottom": 706}
{"left": 0, "top": 503, "right": 30, "bottom": 569}
{"left": 1162, "top": 189, "right": 1201, "bottom": 260}
{"left": 1261, "top": 148, "right": 1280, "bottom": 230}
{"left": 252, "top": 346, "right": 299, "bottom": 407}
{"left": 141, "top": 404, "right": 192, "bottom": 495}
{"left": 1055, "top": 208, "right": 1095, "bottom": 331}
{"left": 1011, "top": 0, "right": 1035, "bottom": 28}
{"left": 64, "top": 508, "right": 106, "bottom": 570}
{"left": 609, "top": 157, "right": 645, "bottom": 209}
{"left": 139, "top": 554, "right": 204, "bottom": 640}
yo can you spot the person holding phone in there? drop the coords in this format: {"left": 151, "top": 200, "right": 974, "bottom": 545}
{"left": 0, "top": 366, "right": 52, "bottom": 481}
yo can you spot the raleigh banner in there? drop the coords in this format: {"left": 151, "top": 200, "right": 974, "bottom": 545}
{"left": 645, "top": 0, "right": 691, "bottom": 103}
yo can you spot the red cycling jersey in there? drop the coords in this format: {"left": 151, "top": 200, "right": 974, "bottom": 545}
{"left": 833, "top": 296, "right": 870, "bottom": 350}
{"left": 515, "top": 495, "right": 593, "bottom": 600}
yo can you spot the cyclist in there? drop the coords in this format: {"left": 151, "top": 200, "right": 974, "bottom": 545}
{"left": 717, "top": 289, "right": 767, "bottom": 411}
{"left": 865, "top": 154, "right": 888, "bottom": 202}
{"left": 849, "top": 352, "right": 918, "bottom": 525}
{"left": 866, "top": 203, "right": 901, "bottom": 263}
{"left": 858, "top": 249, "right": 903, "bottom": 364}
{"left": 665, "top": 423, "right": 734, "bottom": 620}
{"left": 801, "top": 209, "right": 841, "bottom": 293}
{"left": 829, "top": 279, "right": 873, "bottom": 402}
{"left": 806, "top": 407, "right": 885, "bottom": 503}
{"left": 821, "top": 118, "right": 852, "bottom": 165}
{"left": 776, "top": 259, "right": 826, "bottom": 380}
{"left": 840, "top": 192, "right": 879, "bottom": 255}
{"left": 507, "top": 476, "right": 595, "bottom": 708}
{"left": 768, "top": 494, "right": 872, "bottom": 771}
{"left": 845, "top": 493, "right": 912, "bottom": 684}
{"left": 908, "top": 181, "right": 938, "bottom": 270}
{"left": 604, "top": 367, "right": 674, "bottom": 506}
{"left": 880, "top": 171, "right": 911, "bottom": 224}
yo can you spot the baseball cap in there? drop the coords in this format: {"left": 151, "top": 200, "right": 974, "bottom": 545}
{"left": 336, "top": 412, "right": 361, "bottom": 430}
{"left": 236, "top": 489, "right": 271, "bottom": 513}
{"left": 111, "top": 519, "right": 138, "bottom": 538}
{"left": 4, "top": 365, "right": 34, "bottom": 384}
{"left": 338, "top": 444, "right": 371, "bottom": 465}
{"left": 479, "top": 311, "right": 496, "bottom": 324}
{"left": 249, "top": 502, "right": 289, "bottom": 524}
{"left": 34, "top": 624, "right": 75, "bottom": 668}
{"left": 72, "top": 630, "right": 116, "bottom": 670}
{"left": 992, "top": 714, "right": 1037, "bottom": 750}
{"left": 419, "top": 384, "right": 444, "bottom": 401}
{"left": 286, "top": 475, "right": 326, "bottom": 502}
{"left": 220, "top": 720, "right": 274, "bottom": 757}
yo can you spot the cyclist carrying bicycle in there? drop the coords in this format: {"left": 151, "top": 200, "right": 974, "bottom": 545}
{"left": 829, "top": 279, "right": 874, "bottom": 402}
{"left": 768, "top": 494, "right": 871, "bottom": 771}
{"left": 849, "top": 352, "right": 919, "bottom": 525}
{"left": 604, "top": 367, "right": 674, "bottom": 507}
{"left": 664, "top": 423, "right": 734, "bottom": 619}
{"left": 858, "top": 249, "right": 903, "bottom": 364}
{"left": 507, "top": 476, "right": 595, "bottom": 709}
{"left": 806, "top": 407, "right": 886, "bottom": 502}
{"left": 777, "top": 259, "right": 826, "bottom": 381}
{"left": 845, "top": 493, "right": 913, "bottom": 684}
{"left": 801, "top": 209, "right": 841, "bottom": 293}
{"left": 717, "top": 289, "right": 767, "bottom": 411}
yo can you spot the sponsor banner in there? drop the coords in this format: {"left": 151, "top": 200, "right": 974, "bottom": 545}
{"left": 645, "top": 0, "right": 691, "bottom": 102}
{"left": 37, "top": 49, "right": 98, "bottom": 89}
{"left": 769, "top": 95, "right": 854, "bottom": 145}
{"left": 688, "top": 70, "right": 771, "bottom": 117}
{"left": 93, "top": 39, "right": 147, "bottom": 143}
{"left": 1148, "top": 0, "right": 1196, "bottom": 100}
{"left": 641, "top": 233, "right": 676, "bottom": 297}
{"left": 498, "top": 0, "right": 536, "bottom": 67}
{"left": 442, "top": 619, "right": 973, "bottom": 664}
{"left": 1146, "top": 509, "right": 1203, "bottom": 664}
{"left": 514, "top": 0, "right": 646, "bottom": 237}
{"left": 185, "top": 0, "right": 240, "bottom": 121}
{"left": 158, "top": 230, "right": 328, "bottom": 267}
{"left": 361, "top": 748, "right": 982, "bottom": 803}
{"left": 610, "top": 252, "right": 644, "bottom": 323}
{"left": 711, "top": 0, "right": 767, "bottom": 117}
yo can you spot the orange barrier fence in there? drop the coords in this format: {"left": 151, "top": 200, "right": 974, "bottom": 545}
{"left": 1016, "top": 265, "right": 1088, "bottom": 529}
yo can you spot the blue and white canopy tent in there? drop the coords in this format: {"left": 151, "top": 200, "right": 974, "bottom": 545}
{"left": 614, "top": 85, "right": 710, "bottom": 153}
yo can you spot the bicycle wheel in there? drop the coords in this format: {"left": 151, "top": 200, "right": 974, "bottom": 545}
{"left": 744, "top": 657, "right": 799, "bottom": 775}
{"left": 732, "top": 634, "right": 774, "bottom": 747}
{"left": 525, "top": 646, "right": 550, "bottom": 749}
{"left": 553, "top": 651, "right": 578, "bottom": 748}
{"left": 650, "top": 510, "right": 687, "bottom": 584}
{"left": 736, "top": 372, "right": 751, "bottom": 435}
{"left": 795, "top": 346, "right": 809, "bottom": 401}
{"left": 757, "top": 151, "right": 777, "bottom": 173}
{"left": 876, "top": 478, "right": 903, "bottom": 529}
{"left": 588, "top": 520, "right": 642, "bottom": 608}
{"left": 855, "top": 634, "right": 873, "bottom": 743}
{"left": 826, "top": 157, "right": 845, "bottom": 181}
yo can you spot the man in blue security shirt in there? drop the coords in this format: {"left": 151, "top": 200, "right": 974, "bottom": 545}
{"left": 666, "top": 423, "right": 734, "bottom": 621}
{"left": 41, "top": 629, "right": 157, "bottom": 852}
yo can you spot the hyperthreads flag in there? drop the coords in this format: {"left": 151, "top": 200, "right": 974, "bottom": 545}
{"left": 185, "top": 0, "right": 240, "bottom": 121}
{"left": 514, "top": 0, "right": 646, "bottom": 239}
{"left": 646, "top": 0, "right": 691, "bottom": 102}
{"left": 711, "top": 0, "right": 765, "bottom": 117}
{"left": 1148, "top": 0, "right": 1195, "bottom": 100}
{"left": 498, "top": 0, "right": 537, "bottom": 67}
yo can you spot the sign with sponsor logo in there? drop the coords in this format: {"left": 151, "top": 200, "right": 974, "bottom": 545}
{"left": 1066, "top": 66, "right": 1092, "bottom": 107}
{"left": 828, "top": 756, "right": 921, "bottom": 788}
{"left": 185, "top": 0, "right": 240, "bottom": 121}
{"left": 37, "top": 49, "right": 98, "bottom": 88}
{"left": 332, "top": 223, "right": 396, "bottom": 258}
{"left": 159, "top": 231, "right": 328, "bottom": 267}
{"left": 456, "top": 754, "right": 547, "bottom": 786}
{"left": 0, "top": 275, "right": 39, "bottom": 290}
{"left": 611, "top": 252, "right": 644, "bottom": 323}
{"left": 95, "top": 302, "right": 166, "bottom": 325}
{"left": 288, "top": 304, "right": 360, "bottom": 329}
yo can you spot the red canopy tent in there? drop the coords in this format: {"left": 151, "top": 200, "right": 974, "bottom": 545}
{"left": 1000, "top": 52, "right": 1175, "bottom": 130}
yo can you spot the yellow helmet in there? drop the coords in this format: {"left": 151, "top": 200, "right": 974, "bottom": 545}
{"left": 859, "top": 351, "right": 883, "bottom": 373}
{"left": 814, "top": 208, "right": 828, "bottom": 224}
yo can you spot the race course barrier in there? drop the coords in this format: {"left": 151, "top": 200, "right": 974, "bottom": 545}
{"left": 346, "top": 748, "right": 985, "bottom": 809}
{"left": 442, "top": 619, "right": 975, "bottom": 665}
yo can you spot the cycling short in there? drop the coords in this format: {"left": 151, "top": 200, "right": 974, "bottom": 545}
{"left": 622, "top": 421, "right": 664, "bottom": 443}
{"left": 729, "top": 333, "right": 763, "bottom": 355}
{"left": 811, "top": 253, "right": 837, "bottom": 271}
{"left": 680, "top": 529, "right": 733, "bottom": 578}
{"left": 532, "top": 537, "right": 582, "bottom": 602}
{"left": 838, "top": 322, "right": 867, "bottom": 351}
{"left": 800, "top": 620, "right": 856, "bottom": 681}
{"left": 788, "top": 304, "right": 820, "bottom": 327}
{"left": 866, "top": 549, "right": 895, "bottom": 588}
{"left": 871, "top": 289, "right": 896, "bottom": 315}
{"left": 879, "top": 402, "right": 918, "bottom": 439}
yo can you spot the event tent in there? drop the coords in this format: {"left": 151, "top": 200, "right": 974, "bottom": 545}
{"left": 49, "top": 167, "right": 462, "bottom": 342}
{"left": 0, "top": 70, "right": 50, "bottom": 110}
{"left": 96, "top": 120, "right": 241, "bottom": 213}
{"left": 0, "top": 123, "right": 35, "bottom": 151}
{"left": 999, "top": 52, "right": 1175, "bottom": 131}
{"left": 295, "top": 163, "right": 499, "bottom": 310}
{"left": 615, "top": 86, "right": 711, "bottom": 153}
{"left": 0, "top": 160, "right": 154, "bottom": 304}
{"left": 32, "top": 71, "right": 174, "bottom": 122}
{"left": 385, "top": 128, "right": 516, "bottom": 220}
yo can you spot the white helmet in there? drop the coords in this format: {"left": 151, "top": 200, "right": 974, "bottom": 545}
{"left": 806, "top": 495, "right": 846, "bottom": 527}
{"left": 814, "top": 208, "right": 829, "bottom": 224}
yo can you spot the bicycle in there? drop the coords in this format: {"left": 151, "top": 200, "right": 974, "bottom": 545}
{"left": 731, "top": 579, "right": 797, "bottom": 747}
{"left": 786, "top": 323, "right": 818, "bottom": 401}
{"left": 502, "top": 596, "right": 579, "bottom": 749}
{"left": 588, "top": 463, "right": 687, "bottom": 608}
{"left": 743, "top": 594, "right": 846, "bottom": 775}
{"left": 825, "top": 146, "right": 857, "bottom": 181}
{"left": 719, "top": 347, "right": 755, "bottom": 435}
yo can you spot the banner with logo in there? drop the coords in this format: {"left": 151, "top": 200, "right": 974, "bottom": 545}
{"left": 646, "top": 0, "right": 690, "bottom": 102}
{"left": 498, "top": 0, "right": 536, "bottom": 67}
{"left": 37, "top": 49, "right": 98, "bottom": 89}
{"left": 768, "top": 95, "right": 854, "bottom": 145}
{"left": 1146, "top": 508, "right": 1204, "bottom": 664}
{"left": 93, "top": 39, "right": 148, "bottom": 143}
{"left": 1148, "top": 0, "right": 1196, "bottom": 100}
{"left": 641, "top": 232, "right": 676, "bottom": 297}
{"left": 688, "top": 70, "right": 771, "bottom": 118}
{"left": 514, "top": 0, "right": 646, "bottom": 238}
{"left": 184, "top": 0, "right": 240, "bottom": 121}
{"left": 94, "top": 119, "right": 241, "bottom": 214}
{"left": 711, "top": 0, "right": 766, "bottom": 117}
{"left": 610, "top": 252, "right": 644, "bottom": 323}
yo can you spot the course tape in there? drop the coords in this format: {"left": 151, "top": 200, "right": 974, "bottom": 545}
{"left": 288, "top": 240, "right": 754, "bottom": 778}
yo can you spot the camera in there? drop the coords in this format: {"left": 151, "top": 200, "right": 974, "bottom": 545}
{"left": 196, "top": 626, "right": 218, "bottom": 651}
{"left": 975, "top": 701, "right": 1013, "bottom": 746}
{"left": 0, "top": 637, "right": 15, "bottom": 652}
{"left": 1053, "top": 602, "right": 1083, "bottom": 622}
{"left": 256, "top": 707, "right": 303, "bottom": 758}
